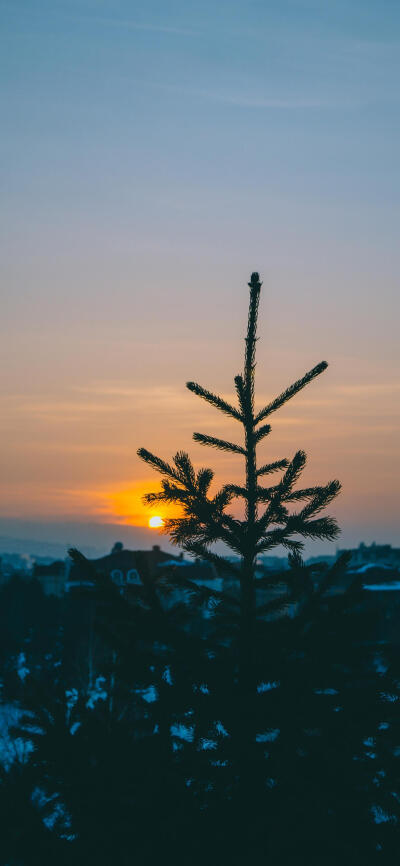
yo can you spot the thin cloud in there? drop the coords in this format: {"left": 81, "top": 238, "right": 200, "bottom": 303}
{"left": 255, "top": 383, "right": 400, "bottom": 410}
{"left": 335, "top": 383, "right": 400, "bottom": 396}
{"left": 213, "top": 94, "right": 332, "bottom": 110}
{"left": 73, "top": 383, "right": 187, "bottom": 401}
{"left": 154, "top": 82, "right": 362, "bottom": 110}
{"left": 88, "top": 16, "right": 198, "bottom": 37}
{"left": 1, "top": 383, "right": 233, "bottom": 428}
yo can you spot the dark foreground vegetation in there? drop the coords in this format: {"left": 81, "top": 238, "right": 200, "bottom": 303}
{"left": 0, "top": 559, "right": 399, "bottom": 866}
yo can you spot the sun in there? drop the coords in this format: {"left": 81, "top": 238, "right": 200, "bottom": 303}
{"left": 148, "top": 515, "right": 164, "bottom": 529}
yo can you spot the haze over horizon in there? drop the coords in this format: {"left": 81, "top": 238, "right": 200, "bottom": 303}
{"left": 1, "top": 0, "right": 399, "bottom": 556}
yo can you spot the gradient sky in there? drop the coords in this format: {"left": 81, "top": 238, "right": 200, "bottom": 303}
{"left": 1, "top": 0, "right": 399, "bottom": 555}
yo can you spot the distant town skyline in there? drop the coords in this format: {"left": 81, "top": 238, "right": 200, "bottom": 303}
{"left": 1, "top": 0, "right": 399, "bottom": 554}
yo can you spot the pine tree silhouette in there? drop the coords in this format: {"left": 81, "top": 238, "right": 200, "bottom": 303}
{"left": 138, "top": 272, "right": 341, "bottom": 689}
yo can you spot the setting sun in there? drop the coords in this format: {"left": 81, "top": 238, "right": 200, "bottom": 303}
{"left": 148, "top": 516, "right": 164, "bottom": 529}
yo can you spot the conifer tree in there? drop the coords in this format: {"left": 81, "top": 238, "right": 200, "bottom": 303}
{"left": 138, "top": 272, "right": 341, "bottom": 689}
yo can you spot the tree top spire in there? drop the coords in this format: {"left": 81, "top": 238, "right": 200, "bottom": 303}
{"left": 248, "top": 272, "right": 262, "bottom": 290}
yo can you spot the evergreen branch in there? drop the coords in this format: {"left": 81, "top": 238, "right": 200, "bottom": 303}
{"left": 137, "top": 448, "right": 180, "bottom": 480}
{"left": 163, "top": 517, "right": 215, "bottom": 546}
{"left": 142, "top": 491, "right": 167, "bottom": 506}
{"left": 257, "top": 507, "right": 339, "bottom": 552}
{"left": 193, "top": 432, "right": 246, "bottom": 455}
{"left": 255, "top": 451, "right": 307, "bottom": 536}
{"left": 196, "top": 490, "right": 244, "bottom": 547}
{"left": 284, "top": 486, "right": 324, "bottom": 502}
{"left": 221, "top": 483, "right": 248, "bottom": 499}
{"left": 141, "top": 461, "right": 243, "bottom": 549}
{"left": 220, "top": 481, "right": 288, "bottom": 507}
{"left": 256, "top": 499, "right": 283, "bottom": 538}
{"left": 281, "top": 450, "right": 307, "bottom": 492}
{"left": 253, "top": 423, "right": 272, "bottom": 443}
{"left": 287, "top": 549, "right": 304, "bottom": 570}
{"left": 254, "top": 361, "right": 328, "bottom": 424}
{"left": 219, "top": 512, "right": 245, "bottom": 547}
{"left": 256, "top": 459, "right": 289, "bottom": 477}
{"left": 289, "top": 515, "right": 340, "bottom": 541}
{"left": 282, "top": 539, "right": 305, "bottom": 553}
{"left": 256, "top": 528, "right": 287, "bottom": 551}
{"left": 212, "top": 486, "right": 235, "bottom": 511}
{"left": 285, "top": 550, "right": 315, "bottom": 601}
{"left": 255, "top": 485, "right": 280, "bottom": 502}
{"left": 225, "top": 483, "right": 284, "bottom": 504}
{"left": 314, "top": 551, "right": 352, "bottom": 599}
{"left": 325, "top": 549, "right": 351, "bottom": 580}
{"left": 160, "top": 570, "right": 240, "bottom": 608}
{"left": 186, "top": 381, "right": 242, "bottom": 421}
{"left": 180, "top": 542, "right": 240, "bottom": 577}
{"left": 173, "top": 451, "right": 196, "bottom": 488}
{"left": 212, "top": 612, "right": 240, "bottom": 631}
{"left": 254, "top": 575, "right": 286, "bottom": 589}
{"left": 256, "top": 593, "right": 293, "bottom": 616}
{"left": 161, "top": 496, "right": 243, "bottom": 554}
{"left": 274, "top": 505, "right": 290, "bottom": 523}
{"left": 142, "top": 482, "right": 188, "bottom": 507}
{"left": 298, "top": 480, "right": 341, "bottom": 518}
{"left": 256, "top": 528, "right": 303, "bottom": 553}
{"left": 196, "top": 467, "right": 214, "bottom": 496}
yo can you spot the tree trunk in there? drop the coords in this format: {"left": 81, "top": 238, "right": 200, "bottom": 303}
{"left": 237, "top": 274, "right": 260, "bottom": 808}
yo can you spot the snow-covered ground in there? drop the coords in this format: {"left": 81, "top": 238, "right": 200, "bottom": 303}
{"left": 0, "top": 702, "right": 35, "bottom": 770}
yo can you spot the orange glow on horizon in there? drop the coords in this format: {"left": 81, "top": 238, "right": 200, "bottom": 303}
{"left": 103, "top": 484, "right": 182, "bottom": 527}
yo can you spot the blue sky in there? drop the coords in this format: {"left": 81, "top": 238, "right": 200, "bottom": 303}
{"left": 1, "top": 0, "right": 399, "bottom": 553}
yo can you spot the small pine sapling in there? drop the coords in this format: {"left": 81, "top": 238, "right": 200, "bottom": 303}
{"left": 138, "top": 272, "right": 341, "bottom": 685}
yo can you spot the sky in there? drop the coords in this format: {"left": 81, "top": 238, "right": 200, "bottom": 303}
{"left": 1, "top": 0, "right": 399, "bottom": 556}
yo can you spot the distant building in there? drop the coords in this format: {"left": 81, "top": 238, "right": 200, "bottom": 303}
{"left": 0, "top": 553, "right": 32, "bottom": 585}
{"left": 337, "top": 542, "right": 400, "bottom": 570}
{"left": 68, "top": 543, "right": 184, "bottom": 591}
{"left": 32, "top": 560, "right": 67, "bottom": 597}
{"left": 258, "top": 555, "right": 289, "bottom": 572}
